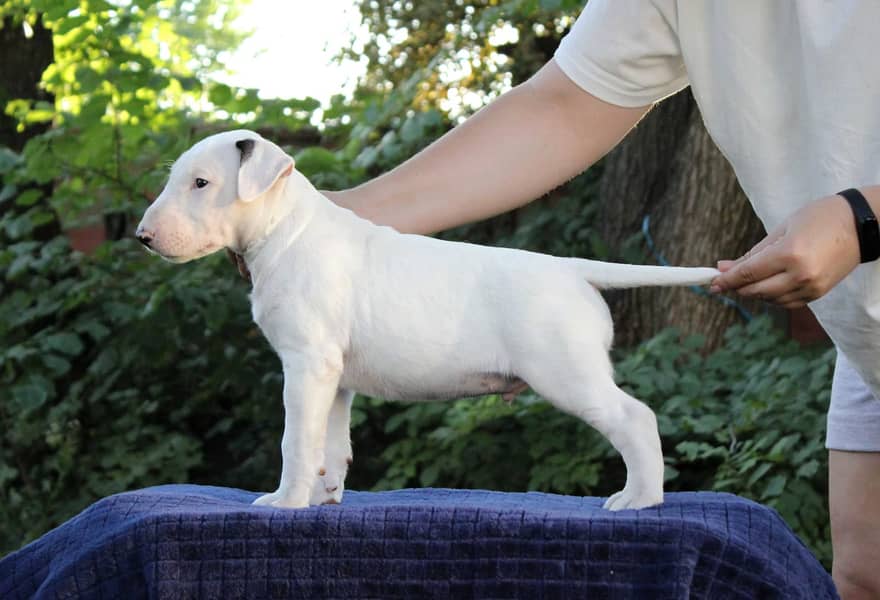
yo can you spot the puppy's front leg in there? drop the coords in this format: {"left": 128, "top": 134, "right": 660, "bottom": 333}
{"left": 253, "top": 352, "right": 341, "bottom": 509}
{"left": 310, "top": 388, "right": 354, "bottom": 505}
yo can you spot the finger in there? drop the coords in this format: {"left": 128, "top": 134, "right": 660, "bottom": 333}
{"left": 719, "top": 228, "right": 785, "bottom": 270}
{"left": 712, "top": 230, "right": 787, "bottom": 290}
{"left": 712, "top": 244, "right": 788, "bottom": 292}
{"left": 776, "top": 289, "right": 814, "bottom": 307}
{"left": 716, "top": 259, "right": 737, "bottom": 273}
{"left": 734, "top": 272, "right": 799, "bottom": 302}
{"left": 780, "top": 300, "right": 807, "bottom": 309}
{"left": 779, "top": 295, "right": 810, "bottom": 309}
{"left": 713, "top": 231, "right": 784, "bottom": 285}
{"left": 776, "top": 292, "right": 810, "bottom": 310}
{"left": 741, "top": 227, "right": 786, "bottom": 261}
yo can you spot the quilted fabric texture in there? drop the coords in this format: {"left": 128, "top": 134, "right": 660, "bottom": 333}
{"left": 1, "top": 485, "right": 837, "bottom": 599}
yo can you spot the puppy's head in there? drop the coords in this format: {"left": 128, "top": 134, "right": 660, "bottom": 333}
{"left": 135, "top": 130, "right": 294, "bottom": 263}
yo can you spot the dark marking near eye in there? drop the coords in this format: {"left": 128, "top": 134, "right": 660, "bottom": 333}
{"left": 235, "top": 139, "right": 255, "bottom": 164}
{"left": 195, "top": 178, "right": 208, "bottom": 189}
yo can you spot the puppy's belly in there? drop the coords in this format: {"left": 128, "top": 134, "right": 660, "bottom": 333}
{"left": 341, "top": 371, "right": 523, "bottom": 401}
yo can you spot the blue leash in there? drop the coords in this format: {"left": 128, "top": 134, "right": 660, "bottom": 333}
{"left": 641, "top": 215, "right": 753, "bottom": 322}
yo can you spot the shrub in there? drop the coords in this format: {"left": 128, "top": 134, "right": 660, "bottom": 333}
{"left": 0, "top": 202, "right": 284, "bottom": 553}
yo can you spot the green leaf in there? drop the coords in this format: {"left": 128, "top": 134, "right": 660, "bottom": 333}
{"left": 747, "top": 462, "right": 772, "bottom": 487}
{"left": 769, "top": 433, "right": 801, "bottom": 459}
{"left": 294, "top": 147, "right": 339, "bottom": 176}
{"left": 690, "top": 414, "right": 726, "bottom": 434}
{"left": 0, "top": 147, "right": 21, "bottom": 173}
{"left": 53, "top": 14, "right": 89, "bottom": 36}
{"left": 76, "top": 320, "right": 111, "bottom": 342}
{"left": 42, "top": 0, "right": 77, "bottom": 20}
{"left": 44, "top": 333, "right": 84, "bottom": 356}
{"left": 14, "top": 189, "right": 42, "bottom": 207}
{"left": 420, "top": 464, "right": 440, "bottom": 487}
{"left": 208, "top": 83, "right": 233, "bottom": 106}
{"left": 4, "top": 344, "right": 36, "bottom": 362}
{"left": 763, "top": 474, "right": 787, "bottom": 499}
{"left": 12, "top": 381, "right": 50, "bottom": 411}
{"left": 286, "top": 97, "right": 321, "bottom": 112}
{"left": 4, "top": 213, "right": 35, "bottom": 238}
{"left": 0, "top": 464, "right": 18, "bottom": 487}
{"left": 796, "top": 460, "right": 819, "bottom": 479}
{"left": 399, "top": 115, "right": 423, "bottom": 143}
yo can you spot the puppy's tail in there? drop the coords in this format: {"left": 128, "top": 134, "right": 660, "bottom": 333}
{"left": 575, "top": 259, "right": 720, "bottom": 289}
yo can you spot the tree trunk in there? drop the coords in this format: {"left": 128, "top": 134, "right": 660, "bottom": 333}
{"left": 0, "top": 15, "right": 54, "bottom": 151}
{"left": 0, "top": 14, "right": 59, "bottom": 242}
{"left": 598, "top": 89, "right": 767, "bottom": 350}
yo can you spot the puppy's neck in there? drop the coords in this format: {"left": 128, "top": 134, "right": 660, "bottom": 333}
{"left": 239, "top": 172, "right": 319, "bottom": 286}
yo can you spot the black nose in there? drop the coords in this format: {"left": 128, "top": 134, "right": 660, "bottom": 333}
{"left": 135, "top": 227, "right": 153, "bottom": 248}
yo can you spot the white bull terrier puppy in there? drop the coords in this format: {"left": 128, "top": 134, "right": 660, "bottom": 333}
{"left": 136, "top": 130, "right": 719, "bottom": 511}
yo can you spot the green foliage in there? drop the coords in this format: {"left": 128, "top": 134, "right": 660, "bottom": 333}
{"left": 352, "top": 0, "right": 585, "bottom": 111}
{"left": 2, "top": 0, "right": 331, "bottom": 231}
{"left": 0, "top": 193, "right": 286, "bottom": 551}
{"left": 359, "top": 318, "right": 835, "bottom": 567}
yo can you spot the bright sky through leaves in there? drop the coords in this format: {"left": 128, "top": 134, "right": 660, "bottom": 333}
{"left": 220, "top": 0, "right": 368, "bottom": 103}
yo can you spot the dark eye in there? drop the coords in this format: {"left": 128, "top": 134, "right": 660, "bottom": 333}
{"left": 194, "top": 178, "right": 209, "bottom": 189}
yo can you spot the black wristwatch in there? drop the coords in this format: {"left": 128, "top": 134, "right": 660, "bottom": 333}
{"left": 838, "top": 188, "right": 880, "bottom": 263}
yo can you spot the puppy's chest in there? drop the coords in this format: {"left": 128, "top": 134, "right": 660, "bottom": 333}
{"left": 248, "top": 287, "right": 323, "bottom": 350}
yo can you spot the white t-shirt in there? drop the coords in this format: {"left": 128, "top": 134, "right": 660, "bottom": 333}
{"left": 555, "top": 0, "right": 880, "bottom": 399}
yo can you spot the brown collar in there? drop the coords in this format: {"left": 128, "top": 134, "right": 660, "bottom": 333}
{"left": 226, "top": 249, "right": 252, "bottom": 284}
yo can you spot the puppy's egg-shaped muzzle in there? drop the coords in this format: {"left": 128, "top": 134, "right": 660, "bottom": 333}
{"left": 135, "top": 200, "right": 190, "bottom": 262}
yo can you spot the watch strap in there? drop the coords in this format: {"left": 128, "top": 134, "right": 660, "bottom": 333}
{"left": 838, "top": 188, "right": 880, "bottom": 263}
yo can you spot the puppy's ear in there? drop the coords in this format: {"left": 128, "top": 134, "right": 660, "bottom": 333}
{"left": 235, "top": 138, "right": 295, "bottom": 202}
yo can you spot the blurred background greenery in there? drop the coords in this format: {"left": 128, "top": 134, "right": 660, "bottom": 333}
{"left": 0, "top": 0, "right": 834, "bottom": 566}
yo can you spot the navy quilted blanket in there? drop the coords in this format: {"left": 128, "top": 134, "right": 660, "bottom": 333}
{"left": 1, "top": 485, "right": 836, "bottom": 599}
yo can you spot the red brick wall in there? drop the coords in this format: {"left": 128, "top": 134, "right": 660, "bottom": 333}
{"left": 67, "top": 223, "right": 105, "bottom": 254}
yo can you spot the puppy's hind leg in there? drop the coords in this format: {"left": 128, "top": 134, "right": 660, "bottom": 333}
{"left": 594, "top": 387, "right": 665, "bottom": 510}
{"left": 529, "top": 357, "right": 664, "bottom": 511}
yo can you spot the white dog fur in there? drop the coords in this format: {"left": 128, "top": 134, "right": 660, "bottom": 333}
{"left": 136, "top": 130, "right": 719, "bottom": 511}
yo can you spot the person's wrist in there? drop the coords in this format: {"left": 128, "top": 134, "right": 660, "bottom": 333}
{"left": 322, "top": 189, "right": 350, "bottom": 208}
{"left": 324, "top": 187, "right": 383, "bottom": 224}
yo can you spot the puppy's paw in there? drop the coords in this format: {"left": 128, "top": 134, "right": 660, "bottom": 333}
{"left": 309, "top": 461, "right": 349, "bottom": 506}
{"left": 309, "top": 483, "right": 344, "bottom": 506}
{"left": 603, "top": 487, "right": 663, "bottom": 511}
{"left": 252, "top": 489, "right": 309, "bottom": 509}
{"left": 253, "top": 491, "right": 283, "bottom": 506}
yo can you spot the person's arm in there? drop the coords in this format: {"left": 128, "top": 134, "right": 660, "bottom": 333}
{"left": 327, "top": 60, "right": 649, "bottom": 234}
{"left": 711, "top": 186, "right": 880, "bottom": 308}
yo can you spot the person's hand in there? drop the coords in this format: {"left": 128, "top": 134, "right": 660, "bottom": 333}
{"left": 710, "top": 194, "right": 861, "bottom": 309}
{"left": 321, "top": 190, "right": 346, "bottom": 207}
{"left": 321, "top": 189, "right": 384, "bottom": 226}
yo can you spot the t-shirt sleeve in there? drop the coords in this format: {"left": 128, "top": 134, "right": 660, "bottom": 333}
{"left": 554, "top": 0, "right": 689, "bottom": 107}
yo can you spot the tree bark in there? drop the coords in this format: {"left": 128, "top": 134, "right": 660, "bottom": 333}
{"left": 598, "top": 89, "right": 767, "bottom": 350}
{"left": 0, "top": 15, "right": 59, "bottom": 242}
{"left": 0, "top": 16, "right": 54, "bottom": 151}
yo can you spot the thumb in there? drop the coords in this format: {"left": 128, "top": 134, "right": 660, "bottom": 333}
{"left": 711, "top": 228, "right": 787, "bottom": 291}
{"left": 716, "top": 259, "right": 737, "bottom": 272}
{"left": 717, "top": 227, "right": 785, "bottom": 269}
